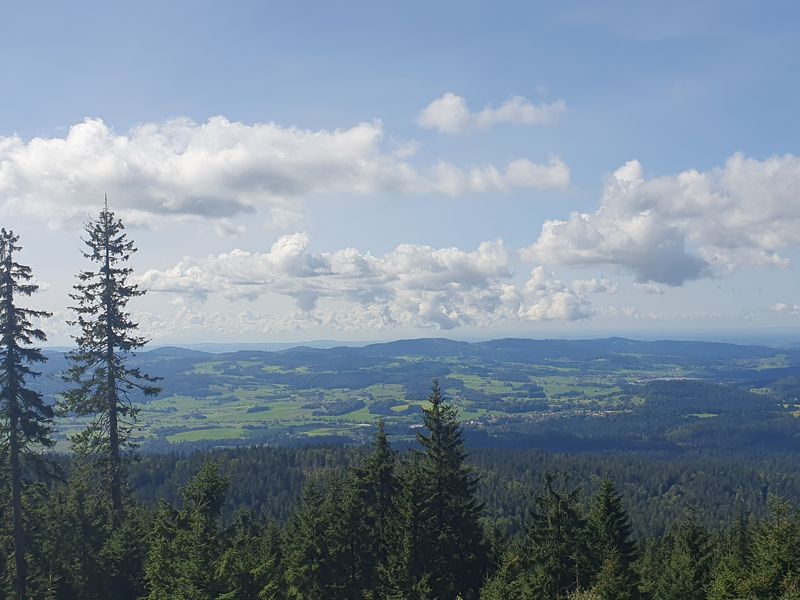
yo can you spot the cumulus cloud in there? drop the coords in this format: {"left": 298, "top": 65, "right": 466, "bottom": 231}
{"left": 0, "top": 117, "right": 569, "bottom": 226}
{"left": 138, "top": 234, "right": 594, "bottom": 330}
{"left": 418, "top": 93, "right": 566, "bottom": 134}
{"left": 522, "top": 154, "right": 800, "bottom": 285}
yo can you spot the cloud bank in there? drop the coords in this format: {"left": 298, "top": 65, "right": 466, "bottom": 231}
{"left": 0, "top": 117, "right": 569, "bottom": 226}
{"left": 138, "top": 234, "right": 594, "bottom": 330}
{"left": 523, "top": 154, "right": 800, "bottom": 285}
{"left": 418, "top": 93, "right": 566, "bottom": 134}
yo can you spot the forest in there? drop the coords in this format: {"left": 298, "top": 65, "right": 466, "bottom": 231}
{"left": 2, "top": 208, "right": 800, "bottom": 599}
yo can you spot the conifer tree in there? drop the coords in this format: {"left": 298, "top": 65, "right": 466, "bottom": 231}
{"left": 0, "top": 228, "right": 54, "bottom": 600}
{"left": 216, "top": 512, "right": 285, "bottom": 600}
{"left": 145, "top": 461, "right": 230, "bottom": 599}
{"left": 520, "top": 473, "right": 589, "bottom": 599}
{"left": 415, "top": 379, "right": 486, "bottom": 600}
{"left": 654, "top": 511, "right": 712, "bottom": 600}
{"left": 594, "top": 549, "right": 633, "bottom": 600}
{"left": 285, "top": 474, "right": 355, "bottom": 599}
{"left": 587, "top": 479, "right": 638, "bottom": 596}
{"left": 707, "top": 508, "right": 750, "bottom": 600}
{"left": 743, "top": 497, "right": 800, "bottom": 599}
{"left": 351, "top": 420, "right": 400, "bottom": 595}
{"left": 63, "top": 201, "right": 160, "bottom": 520}
{"left": 387, "top": 452, "right": 432, "bottom": 599}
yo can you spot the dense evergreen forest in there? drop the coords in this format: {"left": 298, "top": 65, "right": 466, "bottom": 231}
{"left": 3, "top": 210, "right": 800, "bottom": 599}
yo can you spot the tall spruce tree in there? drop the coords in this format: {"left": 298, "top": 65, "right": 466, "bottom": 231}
{"left": 63, "top": 201, "right": 160, "bottom": 520}
{"left": 0, "top": 229, "right": 54, "bottom": 600}
{"left": 415, "top": 379, "right": 486, "bottom": 600}
{"left": 351, "top": 420, "right": 400, "bottom": 596}
{"left": 587, "top": 479, "right": 638, "bottom": 596}
{"left": 387, "top": 452, "right": 432, "bottom": 599}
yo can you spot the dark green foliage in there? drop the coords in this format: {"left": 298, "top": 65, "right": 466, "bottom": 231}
{"left": 519, "top": 473, "right": 590, "bottom": 598}
{"left": 284, "top": 474, "right": 353, "bottom": 599}
{"left": 386, "top": 453, "right": 432, "bottom": 599}
{"left": 594, "top": 549, "right": 634, "bottom": 600}
{"left": 587, "top": 479, "right": 638, "bottom": 596}
{"left": 145, "top": 461, "right": 233, "bottom": 599}
{"left": 62, "top": 204, "right": 160, "bottom": 518}
{"left": 0, "top": 229, "right": 54, "bottom": 600}
{"left": 653, "top": 511, "right": 713, "bottom": 600}
{"left": 741, "top": 497, "right": 800, "bottom": 599}
{"left": 351, "top": 420, "right": 401, "bottom": 596}
{"left": 414, "top": 379, "right": 487, "bottom": 599}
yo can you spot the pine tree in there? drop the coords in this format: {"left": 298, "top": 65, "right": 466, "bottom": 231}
{"left": 0, "top": 228, "right": 54, "bottom": 600}
{"left": 415, "top": 379, "right": 486, "bottom": 600}
{"left": 62, "top": 201, "right": 160, "bottom": 521}
{"left": 587, "top": 479, "right": 638, "bottom": 596}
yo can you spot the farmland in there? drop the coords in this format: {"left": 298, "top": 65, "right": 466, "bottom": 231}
{"left": 42, "top": 337, "right": 800, "bottom": 451}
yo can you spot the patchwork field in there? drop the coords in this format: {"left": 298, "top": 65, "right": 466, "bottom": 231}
{"left": 45, "top": 337, "right": 800, "bottom": 451}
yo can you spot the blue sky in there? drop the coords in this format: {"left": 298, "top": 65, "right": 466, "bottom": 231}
{"left": 2, "top": 0, "right": 800, "bottom": 344}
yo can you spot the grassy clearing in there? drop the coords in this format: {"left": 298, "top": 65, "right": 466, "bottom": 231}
{"left": 167, "top": 427, "right": 249, "bottom": 443}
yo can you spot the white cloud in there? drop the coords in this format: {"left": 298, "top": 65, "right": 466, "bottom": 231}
{"left": 418, "top": 93, "right": 566, "bottom": 134}
{"left": 522, "top": 154, "right": 800, "bottom": 285}
{"left": 634, "top": 282, "right": 665, "bottom": 295}
{"left": 433, "top": 157, "right": 570, "bottom": 194}
{"left": 138, "top": 234, "right": 595, "bottom": 331}
{"left": 571, "top": 277, "right": 617, "bottom": 295}
{"left": 0, "top": 117, "right": 569, "bottom": 227}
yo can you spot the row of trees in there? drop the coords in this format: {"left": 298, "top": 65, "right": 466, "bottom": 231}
{"left": 0, "top": 204, "right": 159, "bottom": 599}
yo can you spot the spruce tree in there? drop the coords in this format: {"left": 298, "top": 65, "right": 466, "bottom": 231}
{"left": 0, "top": 228, "right": 54, "bottom": 600}
{"left": 285, "top": 474, "right": 351, "bottom": 599}
{"left": 743, "top": 497, "right": 800, "bottom": 599}
{"left": 594, "top": 549, "right": 633, "bottom": 600}
{"left": 63, "top": 201, "right": 160, "bottom": 520}
{"left": 654, "top": 510, "right": 712, "bottom": 600}
{"left": 144, "top": 461, "right": 230, "bottom": 599}
{"left": 415, "top": 378, "right": 486, "bottom": 600}
{"left": 707, "top": 508, "right": 750, "bottom": 600}
{"left": 517, "top": 473, "right": 590, "bottom": 598}
{"left": 351, "top": 420, "right": 400, "bottom": 595}
{"left": 587, "top": 479, "right": 638, "bottom": 596}
{"left": 387, "top": 452, "right": 432, "bottom": 599}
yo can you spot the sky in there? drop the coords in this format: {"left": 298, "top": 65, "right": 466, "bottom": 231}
{"left": 2, "top": 0, "right": 800, "bottom": 345}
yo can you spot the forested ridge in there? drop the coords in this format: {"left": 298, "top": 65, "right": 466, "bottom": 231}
{"left": 3, "top": 212, "right": 800, "bottom": 599}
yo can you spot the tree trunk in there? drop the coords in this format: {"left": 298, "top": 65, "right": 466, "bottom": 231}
{"left": 9, "top": 400, "right": 27, "bottom": 600}
{"left": 108, "top": 382, "right": 123, "bottom": 519}
{"left": 104, "top": 210, "right": 123, "bottom": 521}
